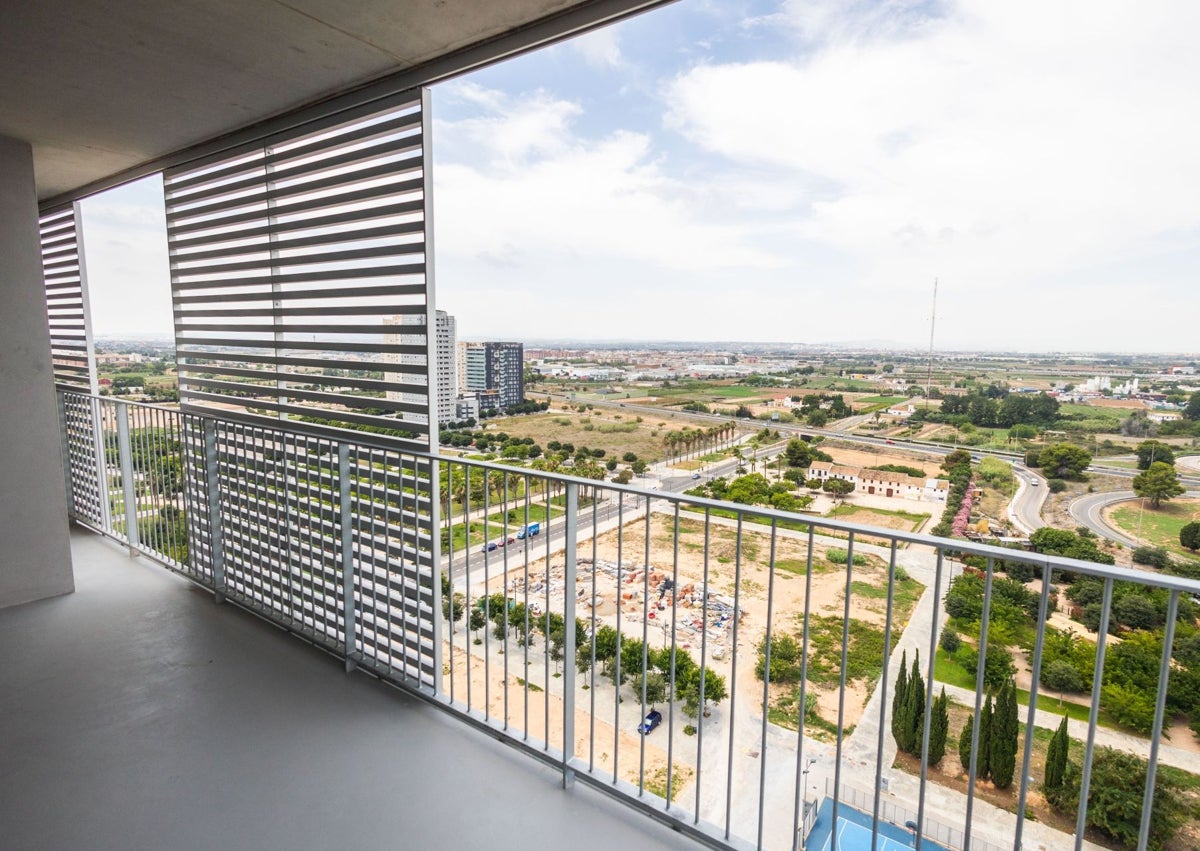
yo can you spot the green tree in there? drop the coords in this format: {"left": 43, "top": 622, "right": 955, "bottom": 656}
{"left": 959, "top": 713, "right": 975, "bottom": 774}
{"left": 978, "top": 693, "right": 994, "bottom": 780}
{"left": 822, "top": 478, "right": 855, "bottom": 497}
{"left": 1132, "top": 461, "right": 1186, "bottom": 508}
{"left": 891, "top": 650, "right": 909, "bottom": 746}
{"left": 1135, "top": 440, "right": 1176, "bottom": 470}
{"left": 1042, "top": 659, "right": 1085, "bottom": 696}
{"left": 899, "top": 653, "right": 925, "bottom": 754}
{"left": 1061, "top": 747, "right": 1185, "bottom": 850}
{"left": 1181, "top": 521, "right": 1200, "bottom": 552}
{"left": 805, "top": 409, "right": 828, "bottom": 427}
{"left": 1185, "top": 390, "right": 1200, "bottom": 421}
{"left": 989, "top": 679, "right": 1018, "bottom": 789}
{"left": 783, "top": 438, "right": 813, "bottom": 468}
{"left": 929, "top": 687, "right": 949, "bottom": 766}
{"left": 1038, "top": 443, "right": 1092, "bottom": 480}
{"left": 1043, "top": 714, "right": 1069, "bottom": 794}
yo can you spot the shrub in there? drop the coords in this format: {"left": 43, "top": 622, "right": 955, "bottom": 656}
{"left": 1132, "top": 546, "right": 1171, "bottom": 568}
{"left": 826, "top": 548, "right": 868, "bottom": 566}
{"left": 1047, "top": 478, "right": 1067, "bottom": 493}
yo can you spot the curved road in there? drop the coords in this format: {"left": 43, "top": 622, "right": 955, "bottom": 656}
{"left": 1070, "top": 489, "right": 1200, "bottom": 548}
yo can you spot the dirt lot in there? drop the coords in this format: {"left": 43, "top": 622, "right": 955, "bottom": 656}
{"left": 484, "top": 409, "right": 739, "bottom": 464}
{"left": 465, "top": 513, "right": 916, "bottom": 736}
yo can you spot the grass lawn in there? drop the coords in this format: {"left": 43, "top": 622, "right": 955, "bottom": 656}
{"left": 934, "top": 648, "right": 1119, "bottom": 728}
{"left": 855, "top": 395, "right": 909, "bottom": 412}
{"left": 1110, "top": 499, "right": 1200, "bottom": 561}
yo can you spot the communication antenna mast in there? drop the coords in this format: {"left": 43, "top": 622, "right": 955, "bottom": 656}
{"left": 924, "top": 278, "right": 938, "bottom": 407}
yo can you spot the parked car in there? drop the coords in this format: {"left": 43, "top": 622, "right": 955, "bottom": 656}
{"left": 637, "top": 709, "right": 663, "bottom": 735}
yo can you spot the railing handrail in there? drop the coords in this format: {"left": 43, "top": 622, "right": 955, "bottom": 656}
{"left": 72, "top": 389, "right": 1200, "bottom": 597}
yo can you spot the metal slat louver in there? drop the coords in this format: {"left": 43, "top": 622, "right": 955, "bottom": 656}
{"left": 163, "top": 89, "right": 436, "bottom": 448}
{"left": 39, "top": 204, "right": 98, "bottom": 392}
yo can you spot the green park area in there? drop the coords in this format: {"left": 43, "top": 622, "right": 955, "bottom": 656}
{"left": 1110, "top": 499, "right": 1200, "bottom": 562}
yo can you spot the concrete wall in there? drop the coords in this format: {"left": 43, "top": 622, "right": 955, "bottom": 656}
{"left": 0, "top": 134, "right": 75, "bottom": 608}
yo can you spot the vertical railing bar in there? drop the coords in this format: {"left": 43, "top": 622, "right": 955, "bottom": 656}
{"left": 831, "top": 530, "right": 857, "bottom": 851}
{"left": 91, "top": 395, "right": 112, "bottom": 533}
{"left": 1139, "top": 590, "right": 1180, "bottom": 851}
{"left": 757, "top": 517, "right": 779, "bottom": 850}
{"left": 724, "top": 514, "right": 745, "bottom": 840}
{"left": 56, "top": 391, "right": 77, "bottom": 522}
{"left": 696, "top": 505, "right": 711, "bottom": 825}
{"left": 638, "top": 492, "right": 651, "bottom": 796}
{"left": 963, "top": 556, "right": 996, "bottom": 849}
{"left": 792, "top": 524, "right": 817, "bottom": 850}
{"left": 666, "top": 502, "right": 681, "bottom": 809}
{"left": 1074, "top": 576, "right": 1113, "bottom": 849}
{"left": 405, "top": 453, "right": 418, "bottom": 679}
{"left": 915, "top": 547, "right": 945, "bottom": 851}
{"left": 1014, "top": 561, "right": 1054, "bottom": 851}
{"left": 463, "top": 465, "right": 472, "bottom": 710}
{"left": 589, "top": 491, "right": 598, "bottom": 773}
{"left": 870, "top": 539, "right": 901, "bottom": 850}
{"left": 482, "top": 469, "right": 492, "bottom": 721}
{"left": 613, "top": 494, "right": 624, "bottom": 786}
{"left": 427, "top": 452, "right": 443, "bottom": 693}
{"left": 543, "top": 473, "right": 552, "bottom": 749}
{"left": 338, "top": 444, "right": 356, "bottom": 670}
{"left": 202, "top": 419, "right": 226, "bottom": 603}
{"left": 501, "top": 472, "right": 511, "bottom": 731}
{"left": 442, "top": 456, "right": 455, "bottom": 702}
{"left": 116, "top": 400, "right": 139, "bottom": 553}
{"left": 562, "top": 480, "right": 579, "bottom": 788}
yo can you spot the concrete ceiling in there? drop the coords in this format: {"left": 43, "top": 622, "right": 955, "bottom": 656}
{"left": 0, "top": 0, "right": 657, "bottom": 203}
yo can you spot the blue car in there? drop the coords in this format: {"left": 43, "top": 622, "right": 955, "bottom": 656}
{"left": 637, "top": 709, "right": 663, "bottom": 735}
{"left": 480, "top": 541, "right": 498, "bottom": 553}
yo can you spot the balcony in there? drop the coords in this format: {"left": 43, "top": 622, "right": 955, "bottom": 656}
{"left": 9, "top": 389, "right": 1198, "bottom": 851}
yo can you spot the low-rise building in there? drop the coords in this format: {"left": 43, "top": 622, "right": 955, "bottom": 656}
{"left": 807, "top": 461, "right": 948, "bottom": 502}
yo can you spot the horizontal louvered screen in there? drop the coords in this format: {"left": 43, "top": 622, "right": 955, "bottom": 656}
{"left": 40, "top": 204, "right": 97, "bottom": 392}
{"left": 163, "top": 88, "right": 435, "bottom": 450}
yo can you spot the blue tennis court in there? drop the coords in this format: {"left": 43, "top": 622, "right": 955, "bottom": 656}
{"left": 804, "top": 795, "right": 951, "bottom": 851}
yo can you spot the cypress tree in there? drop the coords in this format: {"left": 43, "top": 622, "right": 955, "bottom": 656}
{"left": 990, "top": 679, "right": 1018, "bottom": 790}
{"left": 929, "top": 687, "right": 949, "bottom": 765}
{"left": 891, "top": 650, "right": 909, "bottom": 745}
{"left": 1044, "top": 714, "right": 1069, "bottom": 793}
{"left": 902, "top": 652, "right": 921, "bottom": 753}
{"left": 959, "top": 713, "right": 975, "bottom": 773}
{"left": 978, "top": 694, "right": 994, "bottom": 780}
{"left": 902, "top": 652, "right": 925, "bottom": 754}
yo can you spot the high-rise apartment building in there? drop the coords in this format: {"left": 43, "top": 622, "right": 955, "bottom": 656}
{"left": 385, "top": 310, "right": 456, "bottom": 425}
{"left": 460, "top": 341, "right": 524, "bottom": 410}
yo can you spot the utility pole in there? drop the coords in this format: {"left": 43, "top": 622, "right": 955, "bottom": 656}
{"left": 924, "top": 278, "right": 939, "bottom": 408}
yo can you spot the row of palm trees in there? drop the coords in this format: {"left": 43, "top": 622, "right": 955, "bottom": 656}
{"left": 662, "top": 422, "right": 739, "bottom": 462}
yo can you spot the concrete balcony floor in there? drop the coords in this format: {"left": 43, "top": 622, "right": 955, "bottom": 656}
{"left": 1, "top": 528, "right": 698, "bottom": 851}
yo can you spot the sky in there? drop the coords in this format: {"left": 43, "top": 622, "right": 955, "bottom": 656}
{"left": 81, "top": 0, "right": 1200, "bottom": 353}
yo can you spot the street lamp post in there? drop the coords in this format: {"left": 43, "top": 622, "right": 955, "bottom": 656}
{"left": 798, "top": 758, "right": 817, "bottom": 849}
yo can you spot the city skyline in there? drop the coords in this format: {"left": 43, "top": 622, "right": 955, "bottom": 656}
{"left": 80, "top": 1, "right": 1200, "bottom": 354}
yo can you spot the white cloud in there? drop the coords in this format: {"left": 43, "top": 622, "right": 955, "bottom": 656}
{"left": 569, "top": 26, "right": 624, "bottom": 68}
{"left": 654, "top": 0, "right": 1200, "bottom": 348}
{"left": 434, "top": 85, "right": 782, "bottom": 274}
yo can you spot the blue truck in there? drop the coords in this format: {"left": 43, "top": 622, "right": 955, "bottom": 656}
{"left": 516, "top": 522, "right": 540, "bottom": 540}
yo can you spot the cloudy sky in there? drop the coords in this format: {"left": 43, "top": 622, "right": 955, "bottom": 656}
{"left": 82, "top": 0, "right": 1200, "bottom": 353}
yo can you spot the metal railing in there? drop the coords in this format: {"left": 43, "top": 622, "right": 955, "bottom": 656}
{"left": 57, "top": 388, "right": 1200, "bottom": 851}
